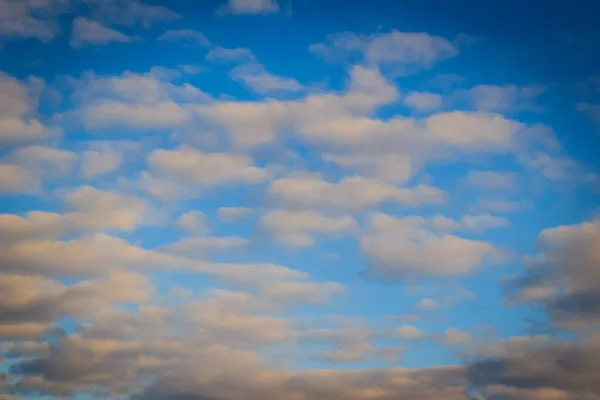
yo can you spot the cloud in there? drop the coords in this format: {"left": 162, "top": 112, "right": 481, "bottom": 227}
{"left": 83, "top": 0, "right": 181, "bottom": 29}
{"left": 260, "top": 209, "right": 356, "bottom": 247}
{"left": 159, "top": 236, "right": 249, "bottom": 257}
{"left": 403, "top": 92, "right": 443, "bottom": 112}
{"left": 505, "top": 217, "right": 600, "bottom": 330}
{"left": 361, "top": 214, "right": 501, "bottom": 280}
{"left": 217, "top": 207, "right": 253, "bottom": 222}
{"left": 230, "top": 62, "right": 303, "bottom": 94}
{"left": 577, "top": 102, "right": 600, "bottom": 124}
{"left": 205, "top": 46, "right": 256, "bottom": 63}
{"left": 70, "top": 17, "right": 134, "bottom": 49}
{"left": 177, "top": 210, "right": 209, "bottom": 235}
{"left": 0, "top": 72, "right": 59, "bottom": 146}
{"left": 147, "top": 145, "right": 271, "bottom": 187}
{"left": 468, "top": 335, "right": 600, "bottom": 399}
{"left": 0, "top": 0, "right": 70, "bottom": 42}
{"left": 267, "top": 174, "right": 446, "bottom": 212}
{"left": 415, "top": 298, "right": 440, "bottom": 311}
{"left": 219, "top": 0, "right": 280, "bottom": 15}
{"left": 81, "top": 149, "right": 121, "bottom": 179}
{"left": 458, "top": 84, "right": 546, "bottom": 113}
{"left": 156, "top": 29, "right": 211, "bottom": 46}
{"left": 71, "top": 69, "right": 210, "bottom": 131}
{"left": 396, "top": 325, "right": 425, "bottom": 339}
{"left": 0, "top": 164, "right": 39, "bottom": 194}
{"left": 310, "top": 30, "right": 457, "bottom": 74}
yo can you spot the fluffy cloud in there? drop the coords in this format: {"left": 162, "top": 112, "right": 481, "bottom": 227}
{"left": 0, "top": 72, "right": 59, "bottom": 146}
{"left": 156, "top": 29, "right": 211, "bottom": 46}
{"left": 230, "top": 62, "right": 303, "bottom": 94}
{"left": 361, "top": 214, "right": 501, "bottom": 280}
{"left": 219, "top": 0, "right": 280, "bottom": 15}
{"left": 205, "top": 46, "right": 256, "bottom": 63}
{"left": 268, "top": 174, "right": 445, "bottom": 212}
{"left": 403, "top": 91, "right": 443, "bottom": 112}
{"left": 70, "top": 17, "right": 133, "bottom": 49}
{"left": 177, "top": 210, "right": 209, "bottom": 235}
{"left": 83, "top": 0, "right": 181, "bottom": 28}
{"left": 147, "top": 145, "right": 271, "bottom": 187}
{"left": 0, "top": 0, "right": 70, "bottom": 42}
{"left": 310, "top": 30, "right": 458, "bottom": 74}
{"left": 468, "top": 335, "right": 600, "bottom": 399}
{"left": 217, "top": 206, "right": 253, "bottom": 222}
{"left": 506, "top": 217, "right": 600, "bottom": 330}
{"left": 458, "top": 84, "right": 546, "bottom": 113}
{"left": 260, "top": 209, "right": 356, "bottom": 247}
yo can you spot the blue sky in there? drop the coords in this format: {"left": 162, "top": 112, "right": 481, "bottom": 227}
{"left": 1, "top": 0, "right": 600, "bottom": 399}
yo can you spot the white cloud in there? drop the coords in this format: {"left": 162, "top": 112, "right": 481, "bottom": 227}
{"left": 147, "top": 145, "right": 271, "bottom": 187}
{"left": 177, "top": 211, "right": 209, "bottom": 235}
{"left": 414, "top": 298, "right": 440, "bottom": 311}
{"left": 0, "top": 0, "right": 69, "bottom": 42}
{"left": 230, "top": 63, "right": 303, "bottom": 94}
{"left": 260, "top": 209, "right": 356, "bottom": 247}
{"left": 361, "top": 213, "right": 500, "bottom": 280}
{"left": 436, "top": 328, "right": 471, "bottom": 344}
{"left": 219, "top": 0, "right": 280, "bottom": 15}
{"left": 205, "top": 46, "right": 256, "bottom": 63}
{"left": 217, "top": 207, "right": 253, "bottom": 222}
{"left": 459, "top": 84, "right": 546, "bottom": 113}
{"left": 0, "top": 72, "right": 59, "bottom": 146}
{"left": 310, "top": 30, "right": 457, "bottom": 74}
{"left": 159, "top": 236, "right": 249, "bottom": 257}
{"left": 61, "top": 186, "right": 164, "bottom": 232}
{"left": 396, "top": 325, "right": 424, "bottom": 339}
{"left": 157, "top": 29, "right": 211, "bottom": 46}
{"left": 81, "top": 149, "right": 121, "bottom": 179}
{"left": 0, "top": 164, "right": 39, "bottom": 194}
{"left": 403, "top": 92, "right": 443, "bottom": 112}
{"left": 80, "top": 100, "right": 191, "bottom": 130}
{"left": 83, "top": 0, "right": 181, "bottom": 29}
{"left": 6, "top": 145, "right": 77, "bottom": 176}
{"left": 267, "top": 174, "right": 445, "bottom": 212}
{"left": 70, "top": 17, "right": 134, "bottom": 49}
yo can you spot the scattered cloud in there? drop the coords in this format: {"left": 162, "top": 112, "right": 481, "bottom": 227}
{"left": 70, "top": 17, "right": 134, "bottom": 49}
{"left": 156, "top": 29, "right": 211, "bottom": 46}
{"left": 219, "top": 0, "right": 280, "bottom": 15}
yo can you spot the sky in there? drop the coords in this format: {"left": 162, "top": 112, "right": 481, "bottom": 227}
{"left": 0, "top": 0, "right": 599, "bottom": 399}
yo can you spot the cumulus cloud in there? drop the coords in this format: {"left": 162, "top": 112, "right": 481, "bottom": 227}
{"left": 83, "top": 0, "right": 181, "bottom": 29}
{"left": 506, "top": 217, "right": 600, "bottom": 330}
{"left": 403, "top": 91, "right": 443, "bottom": 112}
{"left": 458, "top": 84, "right": 546, "bottom": 113}
{"left": 0, "top": 0, "right": 70, "bottom": 42}
{"left": 361, "top": 214, "right": 502, "bottom": 280}
{"left": 230, "top": 62, "right": 303, "bottom": 94}
{"left": 219, "top": 0, "right": 280, "bottom": 15}
{"left": 0, "top": 72, "right": 59, "bottom": 146}
{"left": 260, "top": 209, "right": 356, "bottom": 247}
{"left": 310, "top": 30, "right": 458, "bottom": 74}
{"left": 177, "top": 210, "right": 209, "bottom": 235}
{"left": 70, "top": 17, "right": 134, "bottom": 49}
{"left": 268, "top": 173, "right": 445, "bottom": 212}
{"left": 156, "top": 29, "right": 211, "bottom": 46}
{"left": 147, "top": 145, "right": 271, "bottom": 187}
{"left": 217, "top": 206, "right": 253, "bottom": 222}
{"left": 205, "top": 46, "right": 256, "bottom": 63}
